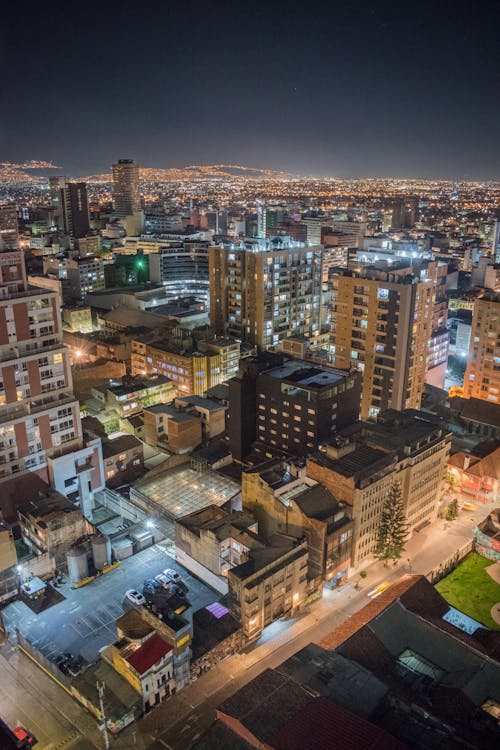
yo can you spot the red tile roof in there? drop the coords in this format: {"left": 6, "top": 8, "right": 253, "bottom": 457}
{"left": 270, "top": 696, "right": 408, "bottom": 750}
{"left": 126, "top": 634, "right": 172, "bottom": 675}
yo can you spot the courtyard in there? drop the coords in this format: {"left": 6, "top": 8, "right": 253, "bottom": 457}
{"left": 435, "top": 552, "right": 500, "bottom": 630}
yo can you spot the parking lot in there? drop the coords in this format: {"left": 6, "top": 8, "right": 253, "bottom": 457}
{"left": 2, "top": 544, "right": 220, "bottom": 664}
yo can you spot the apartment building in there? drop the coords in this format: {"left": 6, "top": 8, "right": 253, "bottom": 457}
{"left": 143, "top": 403, "right": 202, "bottom": 454}
{"left": 93, "top": 375, "right": 175, "bottom": 417}
{"left": 330, "top": 263, "right": 444, "bottom": 420}
{"left": 209, "top": 238, "right": 322, "bottom": 349}
{"left": 227, "top": 538, "right": 309, "bottom": 642}
{"left": 307, "top": 410, "right": 451, "bottom": 567}
{"left": 464, "top": 291, "right": 500, "bottom": 404}
{"left": 0, "top": 250, "right": 82, "bottom": 483}
{"left": 242, "top": 459, "right": 353, "bottom": 583}
{"left": 131, "top": 336, "right": 240, "bottom": 396}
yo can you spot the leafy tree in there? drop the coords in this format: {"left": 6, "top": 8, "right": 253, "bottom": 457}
{"left": 445, "top": 498, "right": 459, "bottom": 521}
{"left": 374, "top": 481, "right": 409, "bottom": 564}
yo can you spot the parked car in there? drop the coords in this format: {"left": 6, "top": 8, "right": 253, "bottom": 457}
{"left": 125, "top": 589, "right": 145, "bottom": 606}
{"left": 462, "top": 502, "right": 476, "bottom": 511}
{"left": 163, "top": 568, "right": 181, "bottom": 583}
{"left": 155, "top": 573, "right": 171, "bottom": 590}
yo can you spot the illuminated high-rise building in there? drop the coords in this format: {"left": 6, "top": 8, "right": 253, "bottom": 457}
{"left": 464, "top": 291, "right": 500, "bottom": 404}
{"left": 112, "top": 158, "right": 140, "bottom": 217}
{"left": 330, "top": 262, "right": 444, "bottom": 420}
{"left": 0, "top": 247, "right": 83, "bottom": 483}
{"left": 0, "top": 206, "right": 19, "bottom": 250}
{"left": 209, "top": 238, "right": 322, "bottom": 349}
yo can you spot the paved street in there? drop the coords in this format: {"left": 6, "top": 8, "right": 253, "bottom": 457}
{"left": 0, "top": 494, "right": 495, "bottom": 750}
{"left": 111, "top": 494, "right": 497, "bottom": 750}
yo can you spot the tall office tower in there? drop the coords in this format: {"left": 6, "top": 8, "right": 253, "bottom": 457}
{"left": 0, "top": 248, "right": 82, "bottom": 482}
{"left": 330, "top": 264, "right": 440, "bottom": 420}
{"left": 112, "top": 159, "right": 140, "bottom": 217}
{"left": 59, "top": 182, "right": 90, "bottom": 238}
{"left": 492, "top": 218, "right": 500, "bottom": 263}
{"left": 302, "top": 216, "right": 327, "bottom": 246}
{"left": 464, "top": 291, "right": 500, "bottom": 404}
{"left": 209, "top": 239, "right": 322, "bottom": 349}
{"left": 391, "top": 196, "right": 418, "bottom": 230}
{"left": 426, "top": 261, "right": 449, "bottom": 388}
{"left": 257, "top": 205, "right": 266, "bottom": 239}
{"left": 49, "top": 175, "right": 67, "bottom": 205}
{"left": 0, "top": 206, "right": 19, "bottom": 250}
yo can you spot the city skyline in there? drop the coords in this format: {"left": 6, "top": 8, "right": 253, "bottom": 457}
{"left": 2, "top": 2, "right": 500, "bottom": 180}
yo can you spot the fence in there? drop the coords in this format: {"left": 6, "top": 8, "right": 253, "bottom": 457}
{"left": 425, "top": 540, "right": 475, "bottom": 584}
{"left": 16, "top": 628, "right": 72, "bottom": 693}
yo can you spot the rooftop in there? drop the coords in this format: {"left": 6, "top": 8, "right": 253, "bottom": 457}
{"left": 176, "top": 505, "right": 257, "bottom": 541}
{"left": 176, "top": 395, "right": 225, "bottom": 411}
{"left": 265, "top": 361, "right": 347, "bottom": 388}
{"left": 229, "top": 538, "right": 307, "bottom": 583}
{"left": 72, "top": 659, "right": 141, "bottom": 723}
{"left": 18, "top": 488, "right": 81, "bottom": 522}
{"left": 125, "top": 633, "right": 172, "bottom": 675}
{"left": 102, "top": 434, "right": 142, "bottom": 458}
{"left": 115, "top": 608, "right": 154, "bottom": 640}
{"left": 132, "top": 464, "right": 241, "bottom": 520}
{"left": 191, "top": 604, "right": 241, "bottom": 660}
{"left": 108, "top": 375, "right": 172, "bottom": 398}
{"left": 310, "top": 445, "right": 393, "bottom": 485}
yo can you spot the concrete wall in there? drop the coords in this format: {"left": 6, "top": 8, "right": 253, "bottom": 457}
{"left": 175, "top": 547, "right": 228, "bottom": 594}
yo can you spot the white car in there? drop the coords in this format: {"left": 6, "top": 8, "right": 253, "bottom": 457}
{"left": 125, "top": 589, "right": 145, "bottom": 606}
{"left": 163, "top": 568, "right": 181, "bottom": 583}
{"left": 154, "top": 573, "right": 171, "bottom": 590}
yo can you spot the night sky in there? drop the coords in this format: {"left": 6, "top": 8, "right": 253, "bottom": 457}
{"left": 2, "top": 1, "right": 500, "bottom": 179}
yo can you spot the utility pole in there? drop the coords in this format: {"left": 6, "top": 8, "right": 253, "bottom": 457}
{"left": 97, "top": 680, "right": 110, "bottom": 750}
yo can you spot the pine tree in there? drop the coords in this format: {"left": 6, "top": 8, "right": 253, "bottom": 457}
{"left": 374, "top": 481, "right": 409, "bottom": 564}
{"left": 445, "top": 498, "right": 458, "bottom": 521}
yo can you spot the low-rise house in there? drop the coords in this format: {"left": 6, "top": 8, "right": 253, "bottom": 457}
{"left": 475, "top": 508, "right": 500, "bottom": 561}
{"left": 93, "top": 375, "right": 175, "bottom": 418}
{"left": 228, "top": 537, "right": 309, "bottom": 642}
{"left": 175, "top": 395, "right": 227, "bottom": 440}
{"left": 18, "top": 488, "right": 91, "bottom": 567}
{"left": 102, "top": 434, "right": 144, "bottom": 487}
{"left": 448, "top": 445, "right": 500, "bottom": 502}
{"left": 190, "top": 602, "right": 242, "bottom": 680}
{"left": 143, "top": 404, "right": 202, "bottom": 454}
{"left": 119, "top": 413, "right": 145, "bottom": 442}
{"left": 103, "top": 628, "right": 176, "bottom": 712}
{"left": 71, "top": 659, "right": 141, "bottom": 733}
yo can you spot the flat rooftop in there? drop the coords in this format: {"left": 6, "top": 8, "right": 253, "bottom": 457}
{"left": 265, "top": 361, "right": 346, "bottom": 388}
{"left": 132, "top": 464, "right": 241, "bottom": 520}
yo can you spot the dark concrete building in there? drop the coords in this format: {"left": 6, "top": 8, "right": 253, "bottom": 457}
{"left": 228, "top": 351, "right": 284, "bottom": 462}
{"left": 252, "top": 360, "right": 361, "bottom": 460}
{"left": 60, "top": 182, "right": 90, "bottom": 238}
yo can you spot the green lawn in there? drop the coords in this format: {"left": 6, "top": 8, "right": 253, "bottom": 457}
{"left": 435, "top": 553, "right": 500, "bottom": 631}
